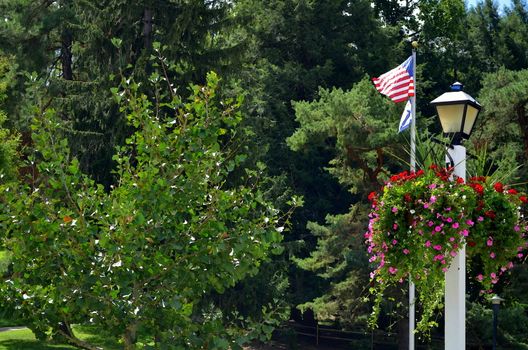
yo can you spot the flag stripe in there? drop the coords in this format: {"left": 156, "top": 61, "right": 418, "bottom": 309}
{"left": 372, "top": 56, "right": 414, "bottom": 103}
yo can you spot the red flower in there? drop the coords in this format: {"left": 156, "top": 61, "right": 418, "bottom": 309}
{"left": 520, "top": 196, "right": 528, "bottom": 203}
{"left": 485, "top": 210, "right": 496, "bottom": 220}
{"left": 508, "top": 188, "right": 518, "bottom": 195}
{"left": 471, "top": 183, "right": 484, "bottom": 195}
{"left": 467, "top": 241, "right": 477, "bottom": 247}
{"left": 404, "top": 193, "right": 412, "bottom": 202}
{"left": 469, "top": 176, "right": 486, "bottom": 183}
{"left": 416, "top": 169, "right": 424, "bottom": 176}
{"left": 368, "top": 191, "right": 377, "bottom": 202}
{"left": 494, "top": 182, "right": 504, "bottom": 193}
{"left": 456, "top": 177, "right": 464, "bottom": 184}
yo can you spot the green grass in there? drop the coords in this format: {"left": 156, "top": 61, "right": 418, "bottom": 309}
{"left": 0, "top": 329, "right": 75, "bottom": 350}
{"left": 0, "top": 326, "right": 121, "bottom": 350}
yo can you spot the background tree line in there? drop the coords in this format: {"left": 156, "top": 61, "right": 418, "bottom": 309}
{"left": 1, "top": 0, "right": 528, "bottom": 348}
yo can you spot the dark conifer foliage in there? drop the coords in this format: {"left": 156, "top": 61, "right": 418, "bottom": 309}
{"left": 0, "top": 0, "right": 239, "bottom": 186}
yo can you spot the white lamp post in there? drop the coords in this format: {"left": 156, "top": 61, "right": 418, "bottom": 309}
{"left": 430, "top": 82, "right": 482, "bottom": 350}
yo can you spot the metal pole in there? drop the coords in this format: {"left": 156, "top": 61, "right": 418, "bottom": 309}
{"left": 445, "top": 145, "right": 466, "bottom": 350}
{"left": 409, "top": 44, "right": 417, "bottom": 350}
{"left": 492, "top": 303, "right": 499, "bottom": 350}
{"left": 316, "top": 322, "right": 319, "bottom": 346}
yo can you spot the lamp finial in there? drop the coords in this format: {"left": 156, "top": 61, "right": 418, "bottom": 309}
{"left": 451, "top": 82, "right": 463, "bottom": 91}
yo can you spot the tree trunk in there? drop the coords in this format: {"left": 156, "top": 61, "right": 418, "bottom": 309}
{"left": 58, "top": 321, "right": 74, "bottom": 338}
{"left": 57, "top": 323, "right": 99, "bottom": 350}
{"left": 143, "top": 8, "right": 153, "bottom": 50}
{"left": 61, "top": 28, "right": 73, "bottom": 80}
{"left": 123, "top": 323, "right": 138, "bottom": 350}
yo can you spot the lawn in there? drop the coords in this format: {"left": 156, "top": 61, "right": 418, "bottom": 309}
{"left": 0, "top": 326, "right": 121, "bottom": 350}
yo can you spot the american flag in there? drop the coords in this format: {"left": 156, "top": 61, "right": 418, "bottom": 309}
{"left": 372, "top": 56, "right": 414, "bottom": 103}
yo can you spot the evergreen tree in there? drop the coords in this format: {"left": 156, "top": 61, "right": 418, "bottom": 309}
{"left": 287, "top": 78, "right": 406, "bottom": 328}
{"left": 0, "top": 0, "right": 239, "bottom": 186}
{"left": 228, "top": 0, "right": 402, "bottom": 312}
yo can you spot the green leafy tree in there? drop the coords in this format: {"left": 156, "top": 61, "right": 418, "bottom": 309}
{"left": 0, "top": 72, "right": 295, "bottom": 349}
{"left": 0, "top": 56, "right": 19, "bottom": 180}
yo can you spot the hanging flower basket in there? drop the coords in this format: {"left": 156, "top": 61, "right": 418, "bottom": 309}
{"left": 365, "top": 165, "right": 527, "bottom": 333}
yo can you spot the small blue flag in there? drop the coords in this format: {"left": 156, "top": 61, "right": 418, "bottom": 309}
{"left": 399, "top": 99, "right": 412, "bottom": 133}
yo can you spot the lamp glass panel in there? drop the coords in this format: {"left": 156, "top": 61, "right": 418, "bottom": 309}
{"left": 463, "top": 105, "right": 479, "bottom": 136}
{"left": 436, "top": 104, "right": 465, "bottom": 133}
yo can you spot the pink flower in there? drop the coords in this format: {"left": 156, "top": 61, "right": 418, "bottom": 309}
{"left": 435, "top": 226, "right": 442, "bottom": 232}
{"left": 518, "top": 253, "right": 524, "bottom": 258}
{"left": 430, "top": 195, "right": 437, "bottom": 203}
{"left": 446, "top": 217, "right": 453, "bottom": 223}
{"left": 508, "top": 261, "right": 514, "bottom": 268}
{"left": 460, "top": 229, "right": 469, "bottom": 237}
{"left": 429, "top": 184, "right": 437, "bottom": 189}
{"left": 450, "top": 251, "right": 457, "bottom": 257}
{"left": 425, "top": 240, "right": 431, "bottom": 247}
{"left": 392, "top": 239, "right": 398, "bottom": 245}
{"left": 428, "top": 221, "right": 434, "bottom": 227}
{"left": 515, "top": 225, "right": 521, "bottom": 232}
{"left": 476, "top": 274, "right": 483, "bottom": 281}
{"left": 490, "top": 272, "right": 497, "bottom": 279}
{"left": 433, "top": 245, "right": 442, "bottom": 251}
{"left": 392, "top": 207, "right": 398, "bottom": 213}
{"left": 393, "top": 223, "right": 399, "bottom": 230}
{"left": 466, "top": 219, "right": 475, "bottom": 226}
{"left": 449, "top": 237, "right": 455, "bottom": 242}
{"left": 490, "top": 252, "right": 496, "bottom": 259}
{"left": 389, "top": 266, "right": 398, "bottom": 274}
{"left": 441, "top": 259, "right": 446, "bottom": 265}
{"left": 452, "top": 222, "right": 459, "bottom": 229}
{"left": 477, "top": 216, "right": 484, "bottom": 222}
{"left": 424, "top": 203, "right": 429, "bottom": 209}
{"left": 403, "top": 248, "right": 410, "bottom": 255}
{"left": 442, "top": 267, "right": 448, "bottom": 273}
{"left": 487, "top": 237, "right": 493, "bottom": 247}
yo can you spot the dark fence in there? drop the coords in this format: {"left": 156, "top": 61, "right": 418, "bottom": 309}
{"left": 280, "top": 321, "right": 446, "bottom": 349}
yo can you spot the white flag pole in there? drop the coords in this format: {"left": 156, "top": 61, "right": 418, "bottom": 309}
{"left": 409, "top": 41, "right": 418, "bottom": 350}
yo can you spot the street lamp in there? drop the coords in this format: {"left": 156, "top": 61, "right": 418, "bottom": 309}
{"left": 430, "top": 82, "right": 482, "bottom": 350}
{"left": 431, "top": 82, "right": 482, "bottom": 145}
{"left": 491, "top": 295, "right": 504, "bottom": 350}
